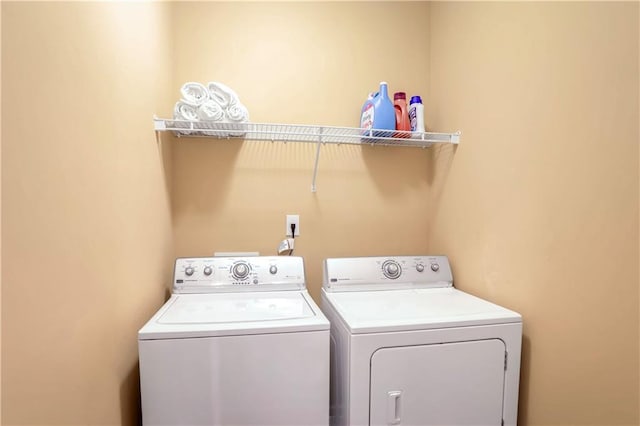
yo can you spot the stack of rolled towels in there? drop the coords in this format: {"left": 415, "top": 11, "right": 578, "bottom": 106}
{"left": 173, "top": 81, "right": 250, "bottom": 136}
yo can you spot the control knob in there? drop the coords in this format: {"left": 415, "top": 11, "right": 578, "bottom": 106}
{"left": 232, "top": 262, "right": 250, "bottom": 280}
{"left": 185, "top": 266, "right": 194, "bottom": 277}
{"left": 382, "top": 260, "right": 401, "bottom": 279}
{"left": 269, "top": 265, "right": 278, "bottom": 275}
{"left": 430, "top": 263, "right": 440, "bottom": 272}
{"left": 203, "top": 266, "right": 213, "bottom": 276}
{"left": 416, "top": 264, "right": 425, "bottom": 272}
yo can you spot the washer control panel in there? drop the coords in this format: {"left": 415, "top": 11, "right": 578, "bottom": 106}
{"left": 323, "top": 255, "right": 453, "bottom": 292}
{"left": 173, "top": 256, "right": 306, "bottom": 293}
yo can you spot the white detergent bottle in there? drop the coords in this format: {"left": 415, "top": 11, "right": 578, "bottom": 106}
{"left": 409, "top": 95, "right": 425, "bottom": 135}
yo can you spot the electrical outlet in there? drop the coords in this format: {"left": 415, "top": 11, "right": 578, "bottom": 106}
{"left": 286, "top": 214, "right": 300, "bottom": 237}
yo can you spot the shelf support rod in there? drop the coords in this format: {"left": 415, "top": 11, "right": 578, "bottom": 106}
{"left": 311, "top": 127, "right": 324, "bottom": 192}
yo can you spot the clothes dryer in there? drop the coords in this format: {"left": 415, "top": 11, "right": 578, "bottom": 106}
{"left": 139, "top": 256, "right": 329, "bottom": 426}
{"left": 320, "top": 256, "right": 522, "bottom": 426}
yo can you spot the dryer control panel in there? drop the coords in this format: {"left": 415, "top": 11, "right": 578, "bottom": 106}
{"left": 173, "top": 256, "right": 306, "bottom": 293}
{"left": 323, "top": 256, "right": 453, "bottom": 292}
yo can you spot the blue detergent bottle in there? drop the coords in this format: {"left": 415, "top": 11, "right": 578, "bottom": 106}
{"left": 360, "top": 81, "right": 396, "bottom": 139}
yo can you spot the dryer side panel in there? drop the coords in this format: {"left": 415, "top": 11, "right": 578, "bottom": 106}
{"left": 321, "top": 290, "right": 351, "bottom": 426}
{"left": 370, "top": 339, "right": 506, "bottom": 426}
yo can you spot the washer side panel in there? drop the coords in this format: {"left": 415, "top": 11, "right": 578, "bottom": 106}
{"left": 139, "top": 330, "right": 329, "bottom": 426}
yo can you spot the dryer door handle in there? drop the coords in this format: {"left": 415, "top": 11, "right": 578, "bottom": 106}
{"left": 387, "top": 390, "right": 402, "bottom": 425}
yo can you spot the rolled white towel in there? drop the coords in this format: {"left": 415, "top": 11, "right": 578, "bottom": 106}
{"left": 174, "top": 101, "right": 199, "bottom": 121}
{"left": 180, "top": 82, "right": 209, "bottom": 106}
{"left": 225, "top": 102, "right": 249, "bottom": 122}
{"left": 173, "top": 101, "right": 199, "bottom": 135}
{"left": 198, "top": 100, "right": 226, "bottom": 137}
{"left": 198, "top": 100, "right": 225, "bottom": 121}
{"left": 207, "top": 81, "right": 240, "bottom": 109}
{"left": 225, "top": 102, "right": 249, "bottom": 137}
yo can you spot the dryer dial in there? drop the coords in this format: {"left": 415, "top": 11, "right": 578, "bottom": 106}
{"left": 382, "top": 260, "right": 402, "bottom": 279}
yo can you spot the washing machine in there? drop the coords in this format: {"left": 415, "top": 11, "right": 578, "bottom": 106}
{"left": 320, "top": 256, "right": 522, "bottom": 426}
{"left": 139, "top": 256, "right": 329, "bottom": 426}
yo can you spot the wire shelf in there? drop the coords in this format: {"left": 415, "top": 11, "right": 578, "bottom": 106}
{"left": 154, "top": 117, "right": 460, "bottom": 147}
{"left": 153, "top": 116, "right": 460, "bottom": 192}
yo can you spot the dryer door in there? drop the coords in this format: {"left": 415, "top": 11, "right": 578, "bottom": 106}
{"left": 370, "top": 339, "right": 506, "bottom": 426}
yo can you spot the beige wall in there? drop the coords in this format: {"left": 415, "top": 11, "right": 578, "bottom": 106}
{"left": 1, "top": 1, "right": 639, "bottom": 425}
{"left": 170, "top": 1, "right": 433, "bottom": 302}
{"left": 1, "top": 3, "right": 3, "bottom": 422}
{"left": 428, "top": 2, "right": 639, "bottom": 425}
{"left": 2, "top": 2, "right": 174, "bottom": 425}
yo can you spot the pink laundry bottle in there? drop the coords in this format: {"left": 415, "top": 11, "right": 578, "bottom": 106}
{"left": 393, "top": 92, "right": 411, "bottom": 138}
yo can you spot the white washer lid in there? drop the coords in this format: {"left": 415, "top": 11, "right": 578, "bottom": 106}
{"left": 139, "top": 290, "right": 329, "bottom": 340}
{"left": 323, "top": 287, "right": 521, "bottom": 334}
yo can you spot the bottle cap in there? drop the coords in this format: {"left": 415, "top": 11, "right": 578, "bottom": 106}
{"left": 394, "top": 92, "right": 406, "bottom": 100}
{"left": 410, "top": 96, "right": 423, "bottom": 105}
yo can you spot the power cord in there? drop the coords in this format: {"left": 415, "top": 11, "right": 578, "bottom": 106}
{"left": 289, "top": 223, "right": 296, "bottom": 256}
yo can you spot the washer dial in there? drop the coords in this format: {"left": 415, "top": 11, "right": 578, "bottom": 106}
{"left": 382, "top": 260, "right": 402, "bottom": 279}
{"left": 232, "top": 262, "right": 251, "bottom": 280}
{"left": 185, "top": 266, "right": 194, "bottom": 276}
{"left": 203, "top": 266, "right": 213, "bottom": 276}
